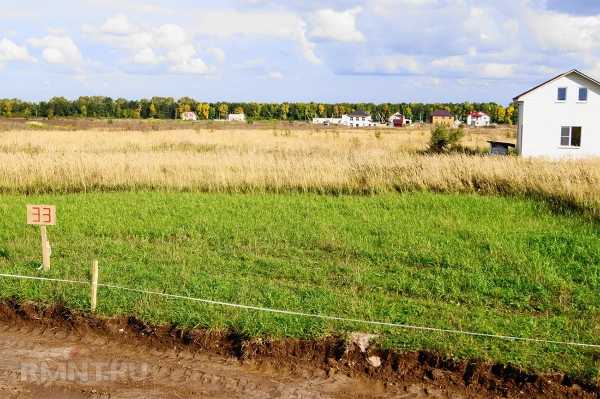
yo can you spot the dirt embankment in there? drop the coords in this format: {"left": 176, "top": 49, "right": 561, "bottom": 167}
{"left": 0, "top": 301, "right": 596, "bottom": 399}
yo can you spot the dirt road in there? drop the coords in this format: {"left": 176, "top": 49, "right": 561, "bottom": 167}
{"left": 0, "top": 321, "right": 449, "bottom": 399}
{"left": 0, "top": 303, "right": 595, "bottom": 398}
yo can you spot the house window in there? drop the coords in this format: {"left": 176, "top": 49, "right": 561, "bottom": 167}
{"left": 560, "top": 126, "right": 582, "bottom": 147}
{"left": 579, "top": 87, "right": 588, "bottom": 101}
{"left": 557, "top": 87, "right": 567, "bottom": 101}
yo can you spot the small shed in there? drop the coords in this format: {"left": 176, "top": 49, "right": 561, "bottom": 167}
{"left": 488, "top": 141, "right": 516, "bottom": 155}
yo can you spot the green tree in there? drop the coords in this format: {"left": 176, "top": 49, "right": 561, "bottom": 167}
{"left": 428, "top": 125, "right": 464, "bottom": 153}
{"left": 2, "top": 100, "right": 13, "bottom": 117}
{"left": 506, "top": 104, "right": 516, "bottom": 125}
{"left": 218, "top": 103, "right": 228, "bottom": 119}
{"left": 318, "top": 104, "right": 326, "bottom": 117}
{"left": 197, "top": 103, "right": 210, "bottom": 120}
{"left": 149, "top": 103, "right": 157, "bottom": 118}
{"left": 280, "top": 103, "right": 289, "bottom": 120}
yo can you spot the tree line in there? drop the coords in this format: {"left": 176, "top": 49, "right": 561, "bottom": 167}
{"left": 0, "top": 97, "right": 518, "bottom": 124}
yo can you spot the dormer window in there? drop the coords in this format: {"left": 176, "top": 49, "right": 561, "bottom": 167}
{"left": 579, "top": 87, "right": 588, "bottom": 102}
{"left": 557, "top": 87, "right": 567, "bottom": 101}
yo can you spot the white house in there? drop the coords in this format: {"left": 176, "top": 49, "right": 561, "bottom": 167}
{"left": 228, "top": 113, "right": 246, "bottom": 122}
{"left": 341, "top": 110, "right": 376, "bottom": 128}
{"left": 388, "top": 112, "right": 411, "bottom": 127}
{"left": 181, "top": 111, "right": 197, "bottom": 121}
{"left": 513, "top": 69, "right": 600, "bottom": 158}
{"left": 466, "top": 111, "right": 490, "bottom": 127}
{"left": 312, "top": 117, "right": 342, "bottom": 125}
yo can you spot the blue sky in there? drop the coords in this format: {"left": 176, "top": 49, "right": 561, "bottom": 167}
{"left": 1, "top": 0, "right": 599, "bottom": 104}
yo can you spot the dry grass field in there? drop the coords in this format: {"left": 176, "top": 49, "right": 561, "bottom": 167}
{"left": 0, "top": 122, "right": 598, "bottom": 217}
{"left": 2, "top": 121, "right": 600, "bottom": 379}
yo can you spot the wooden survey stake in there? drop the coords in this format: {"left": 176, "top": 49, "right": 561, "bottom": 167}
{"left": 26, "top": 205, "right": 56, "bottom": 271}
{"left": 91, "top": 260, "right": 99, "bottom": 313}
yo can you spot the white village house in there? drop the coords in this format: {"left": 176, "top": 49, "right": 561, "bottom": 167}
{"left": 466, "top": 111, "right": 490, "bottom": 127}
{"left": 514, "top": 69, "right": 600, "bottom": 158}
{"left": 228, "top": 113, "right": 246, "bottom": 122}
{"left": 312, "top": 117, "right": 342, "bottom": 126}
{"left": 180, "top": 111, "right": 197, "bottom": 121}
{"left": 341, "top": 110, "right": 376, "bottom": 128}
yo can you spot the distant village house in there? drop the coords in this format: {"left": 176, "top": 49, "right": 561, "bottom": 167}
{"left": 431, "top": 109, "right": 454, "bottom": 127}
{"left": 513, "top": 69, "right": 600, "bottom": 158}
{"left": 466, "top": 111, "right": 491, "bottom": 127}
{"left": 228, "top": 113, "right": 246, "bottom": 122}
{"left": 181, "top": 111, "right": 197, "bottom": 121}
{"left": 388, "top": 112, "right": 411, "bottom": 127}
{"left": 341, "top": 110, "right": 376, "bottom": 128}
{"left": 312, "top": 117, "right": 341, "bottom": 126}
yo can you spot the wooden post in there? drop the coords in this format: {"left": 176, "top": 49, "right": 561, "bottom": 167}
{"left": 27, "top": 205, "right": 56, "bottom": 271}
{"left": 91, "top": 260, "right": 99, "bottom": 313}
{"left": 40, "top": 225, "right": 51, "bottom": 271}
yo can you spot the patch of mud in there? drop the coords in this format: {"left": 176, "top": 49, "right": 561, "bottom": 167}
{"left": 0, "top": 300, "right": 596, "bottom": 398}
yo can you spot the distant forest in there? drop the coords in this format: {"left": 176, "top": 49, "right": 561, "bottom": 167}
{"left": 0, "top": 97, "right": 518, "bottom": 124}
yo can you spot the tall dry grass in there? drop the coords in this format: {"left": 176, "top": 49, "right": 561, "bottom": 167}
{"left": 0, "top": 127, "right": 598, "bottom": 217}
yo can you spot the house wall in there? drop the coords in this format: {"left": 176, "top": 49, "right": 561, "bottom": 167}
{"left": 518, "top": 74, "right": 600, "bottom": 158}
{"left": 517, "top": 102, "right": 524, "bottom": 154}
{"left": 228, "top": 114, "right": 246, "bottom": 122}
{"left": 432, "top": 116, "right": 453, "bottom": 126}
{"left": 468, "top": 115, "right": 490, "bottom": 127}
{"left": 341, "top": 115, "right": 374, "bottom": 127}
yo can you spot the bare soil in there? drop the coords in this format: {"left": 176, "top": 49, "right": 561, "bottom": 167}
{"left": 0, "top": 301, "right": 596, "bottom": 398}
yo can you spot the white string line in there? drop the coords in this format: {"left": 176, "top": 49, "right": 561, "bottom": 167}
{"left": 1, "top": 272, "right": 599, "bottom": 350}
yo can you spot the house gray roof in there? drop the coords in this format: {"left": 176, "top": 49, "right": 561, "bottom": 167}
{"left": 513, "top": 69, "right": 600, "bottom": 102}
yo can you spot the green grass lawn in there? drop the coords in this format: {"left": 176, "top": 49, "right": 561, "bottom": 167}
{"left": 0, "top": 192, "right": 599, "bottom": 378}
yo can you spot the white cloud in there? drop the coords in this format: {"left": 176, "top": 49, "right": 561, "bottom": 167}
{"left": 101, "top": 13, "right": 137, "bottom": 35}
{"left": 88, "top": 15, "right": 213, "bottom": 74}
{"left": 124, "top": 32, "right": 153, "bottom": 51}
{"left": 356, "top": 54, "right": 422, "bottom": 75}
{"left": 479, "top": 63, "right": 516, "bottom": 79}
{"left": 373, "top": 0, "right": 438, "bottom": 16}
{"left": 431, "top": 55, "right": 466, "bottom": 70}
{"left": 194, "top": 10, "right": 321, "bottom": 64}
{"left": 154, "top": 24, "right": 187, "bottom": 48}
{"left": 527, "top": 11, "right": 600, "bottom": 53}
{"left": 166, "top": 44, "right": 210, "bottom": 74}
{"left": 0, "top": 38, "right": 35, "bottom": 63}
{"left": 206, "top": 47, "right": 225, "bottom": 64}
{"left": 308, "top": 7, "right": 365, "bottom": 43}
{"left": 132, "top": 47, "right": 161, "bottom": 65}
{"left": 28, "top": 35, "right": 83, "bottom": 66}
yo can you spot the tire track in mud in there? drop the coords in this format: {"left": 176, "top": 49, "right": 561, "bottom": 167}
{"left": 0, "top": 302, "right": 596, "bottom": 399}
{"left": 0, "top": 320, "right": 410, "bottom": 399}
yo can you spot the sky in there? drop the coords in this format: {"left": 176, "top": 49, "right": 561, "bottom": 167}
{"left": 1, "top": 0, "right": 600, "bottom": 104}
